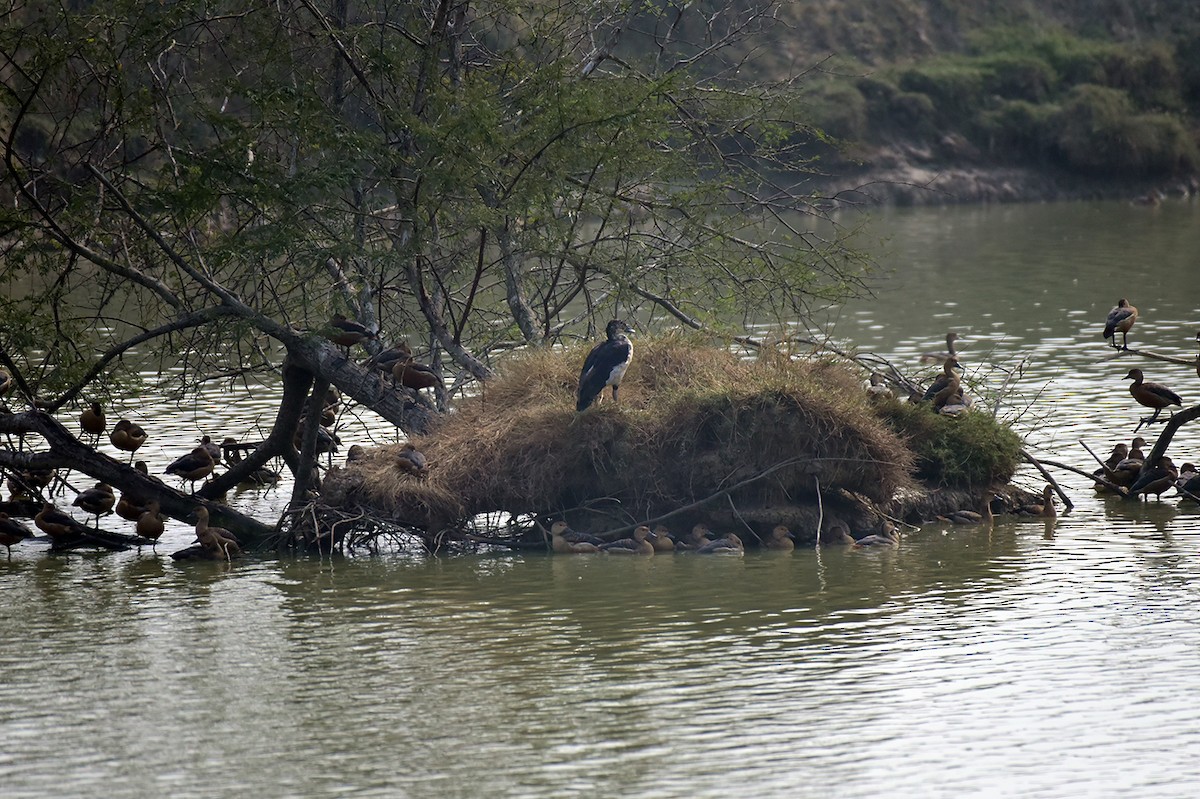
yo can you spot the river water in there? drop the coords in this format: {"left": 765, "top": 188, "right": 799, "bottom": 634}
{"left": 4, "top": 199, "right": 1200, "bottom": 798}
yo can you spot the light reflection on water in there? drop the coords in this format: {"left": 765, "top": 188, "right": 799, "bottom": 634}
{"left": 5, "top": 200, "right": 1200, "bottom": 797}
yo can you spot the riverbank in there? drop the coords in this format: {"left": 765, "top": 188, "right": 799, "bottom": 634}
{"left": 812, "top": 143, "right": 1200, "bottom": 207}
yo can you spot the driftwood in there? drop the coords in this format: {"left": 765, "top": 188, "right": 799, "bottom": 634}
{"left": 0, "top": 409, "right": 275, "bottom": 545}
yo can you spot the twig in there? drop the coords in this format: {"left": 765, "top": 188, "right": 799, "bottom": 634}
{"left": 813, "top": 475, "right": 823, "bottom": 551}
{"left": 593, "top": 457, "right": 807, "bottom": 539}
{"left": 1021, "top": 450, "right": 1073, "bottom": 509}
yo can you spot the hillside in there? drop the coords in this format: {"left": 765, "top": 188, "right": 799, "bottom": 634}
{"left": 668, "top": 1, "right": 1200, "bottom": 204}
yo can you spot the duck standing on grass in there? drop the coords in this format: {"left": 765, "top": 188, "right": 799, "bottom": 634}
{"left": 577, "top": 320, "right": 634, "bottom": 411}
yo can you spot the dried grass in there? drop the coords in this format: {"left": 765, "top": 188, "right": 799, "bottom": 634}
{"left": 325, "top": 334, "right": 923, "bottom": 532}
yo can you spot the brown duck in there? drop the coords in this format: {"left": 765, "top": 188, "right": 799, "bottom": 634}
{"left": 79, "top": 401, "right": 106, "bottom": 438}
{"left": 0, "top": 511, "right": 34, "bottom": 556}
{"left": 600, "top": 525, "right": 657, "bottom": 555}
{"left": 136, "top": 500, "right": 166, "bottom": 542}
{"left": 695, "top": 531, "right": 744, "bottom": 556}
{"left": 1103, "top": 298, "right": 1137, "bottom": 350}
{"left": 819, "top": 519, "right": 857, "bottom": 546}
{"left": 166, "top": 446, "right": 216, "bottom": 490}
{"left": 72, "top": 482, "right": 115, "bottom": 527}
{"left": 1127, "top": 457, "right": 1178, "bottom": 501}
{"left": 325, "top": 312, "right": 378, "bottom": 355}
{"left": 550, "top": 521, "right": 601, "bottom": 554}
{"left": 109, "top": 419, "right": 147, "bottom": 461}
{"left": 192, "top": 507, "right": 242, "bottom": 560}
{"left": 1016, "top": 485, "right": 1057, "bottom": 518}
{"left": 35, "top": 502, "right": 78, "bottom": 542}
{"left": 1125, "top": 369, "right": 1182, "bottom": 426}
{"left": 922, "top": 357, "right": 961, "bottom": 405}
{"left": 763, "top": 525, "right": 796, "bottom": 551}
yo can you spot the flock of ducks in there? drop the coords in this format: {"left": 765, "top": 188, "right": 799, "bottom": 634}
{"left": 547, "top": 519, "right": 906, "bottom": 556}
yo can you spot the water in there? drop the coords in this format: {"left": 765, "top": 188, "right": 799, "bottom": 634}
{"left": 5, "top": 199, "right": 1200, "bottom": 798}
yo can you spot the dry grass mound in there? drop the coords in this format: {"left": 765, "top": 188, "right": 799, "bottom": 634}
{"left": 328, "top": 334, "right": 921, "bottom": 533}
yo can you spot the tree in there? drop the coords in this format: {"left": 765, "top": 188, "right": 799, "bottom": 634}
{"left": 0, "top": 0, "right": 872, "bottom": 547}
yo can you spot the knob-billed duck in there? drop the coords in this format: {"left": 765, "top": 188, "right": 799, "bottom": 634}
{"left": 577, "top": 320, "right": 634, "bottom": 412}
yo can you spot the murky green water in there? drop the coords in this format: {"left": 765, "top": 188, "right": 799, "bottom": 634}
{"left": 5, "top": 199, "right": 1200, "bottom": 798}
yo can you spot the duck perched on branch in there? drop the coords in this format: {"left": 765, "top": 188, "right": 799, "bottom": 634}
{"left": 109, "top": 419, "right": 147, "bottom": 461}
{"left": 325, "top": 313, "right": 378, "bottom": 356}
{"left": 577, "top": 320, "right": 634, "bottom": 411}
{"left": 1103, "top": 298, "right": 1138, "bottom": 350}
{"left": 1125, "top": 368, "right": 1182, "bottom": 428}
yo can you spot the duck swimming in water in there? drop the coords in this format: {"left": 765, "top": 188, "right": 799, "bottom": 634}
{"left": 549, "top": 521, "right": 601, "bottom": 554}
{"left": 600, "top": 525, "right": 656, "bottom": 555}
{"left": 763, "top": 525, "right": 796, "bottom": 551}
{"left": 695, "top": 531, "right": 744, "bottom": 556}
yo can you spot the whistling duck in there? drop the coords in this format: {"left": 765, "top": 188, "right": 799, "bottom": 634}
{"left": 35, "top": 502, "right": 77, "bottom": 541}
{"left": 0, "top": 367, "right": 11, "bottom": 398}
{"left": 695, "top": 531, "right": 744, "bottom": 556}
{"left": 166, "top": 446, "right": 216, "bottom": 491}
{"left": 674, "top": 524, "right": 712, "bottom": 551}
{"left": 136, "top": 501, "right": 165, "bottom": 542}
{"left": 1094, "top": 443, "right": 1128, "bottom": 480}
{"left": 325, "top": 312, "right": 378, "bottom": 356}
{"left": 396, "top": 443, "right": 428, "bottom": 476}
{"left": 219, "top": 437, "right": 279, "bottom": 486}
{"left": 1127, "top": 457, "right": 1178, "bottom": 501}
{"left": 818, "top": 519, "right": 857, "bottom": 546}
{"left": 1125, "top": 369, "right": 1182, "bottom": 426}
{"left": 866, "top": 372, "right": 894, "bottom": 400}
{"left": 650, "top": 524, "right": 675, "bottom": 552}
{"left": 293, "top": 425, "right": 340, "bottom": 455}
{"left": 0, "top": 511, "right": 34, "bottom": 556}
{"left": 600, "top": 525, "right": 657, "bottom": 555}
{"left": 549, "top": 521, "right": 601, "bottom": 554}
{"left": 72, "top": 482, "right": 115, "bottom": 527}
{"left": 1103, "top": 299, "right": 1138, "bottom": 350}
{"left": 192, "top": 507, "right": 241, "bottom": 560}
{"left": 921, "top": 357, "right": 961, "bottom": 403}
{"left": 79, "top": 401, "right": 106, "bottom": 438}
{"left": 1016, "top": 485, "right": 1057, "bottom": 518}
{"left": 391, "top": 353, "right": 443, "bottom": 393}
{"left": 115, "top": 490, "right": 149, "bottom": 522}
{"left": 1174, "top": 463, "right": 1198, "bottom": 491}
{"left": 366, "top": 343, "right": 410, "bottom": 376}
{"left": 763, "top": 525, "right": 796, "bottom": 551}
{"left": 550, "top": 521, "right": 605, "bottom": 547}
{"left": 346, "top": 445, "right": 367, "bottom": 464}
{"left": 199, "top": 435, "right": 222, "bottom": 463}
{"left": 109, "top": 419, "right": 147, "bottom": 461}
{"left": 853, "top": 524, "right": 900, "bottom": 548}
{"left": 1178, "top": 471, "right": 1200, "bottom": 501}
{"left": 920, "top": 331, "right": 963, "bottom": 364}
{"left": 939, "top": 493, "right": 999, "bottom": 524}
{"left": 116, "top": 461, "right": 152, "bottom": 520}
{"left": 577, "top": 320, "right": 634, "bottom": 411}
